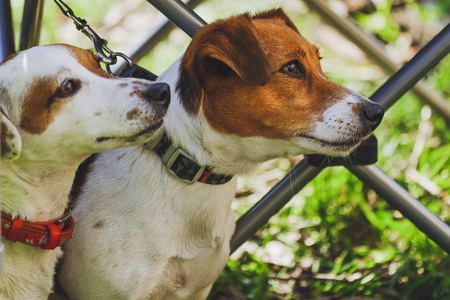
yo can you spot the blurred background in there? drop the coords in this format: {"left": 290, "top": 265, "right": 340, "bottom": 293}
{"left": 9, "top": 0, "right": 450, "bottom": 299}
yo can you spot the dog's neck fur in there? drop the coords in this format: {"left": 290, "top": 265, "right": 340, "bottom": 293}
{"left": 1, "top": 155, "right": 85, "bottom": 222}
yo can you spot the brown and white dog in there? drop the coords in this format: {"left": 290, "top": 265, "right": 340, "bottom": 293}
{"left": 0, "top": 44, "right": 169, "bottom": 300}
{"left": 58, "top": 10, "right": 383, "bottom": 300}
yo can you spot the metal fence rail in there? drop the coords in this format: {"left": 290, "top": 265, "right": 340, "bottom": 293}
{"left": 0, "top": 0, "right": 15, "bottom": 61}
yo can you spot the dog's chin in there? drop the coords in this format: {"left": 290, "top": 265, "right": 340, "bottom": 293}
{"left": 296, "top": 133, "right": 371, "bottom": 157}
{"left": 95, "top": 120, "right": 164, "bottom": 146}
{"left": 320, "top": 141, "right": 362, "bottom": 157}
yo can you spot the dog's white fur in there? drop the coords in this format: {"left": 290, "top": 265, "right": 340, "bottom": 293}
{"left": 0, "top": 44, "right": 168, "bottom": 300}
{"left": 59, "top": 10, "right": 383, "bottom": 300}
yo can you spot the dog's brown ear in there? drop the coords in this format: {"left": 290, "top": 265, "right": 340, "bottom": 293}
{"left": 195, "top": 14, "right": 271, "bottom": 86}
{"left": 1, "top": 107, "right": 21, "bottom": 160}
{"left": 253, "top": 8, "right": 299, "bottom": 34}
{"left": 177, "top": 13, "right": 272, "bottom": 115}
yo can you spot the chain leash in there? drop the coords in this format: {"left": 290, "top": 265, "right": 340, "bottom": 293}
{"left": 54, "top": 0, "right": 132, "bottom": 75}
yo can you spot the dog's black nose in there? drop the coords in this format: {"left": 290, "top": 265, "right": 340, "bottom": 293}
{"left": 146, "top": 83, "right": 170, "bottom": 105}
{"left": 363, "top": 102, "right": 384, "bottom": 130}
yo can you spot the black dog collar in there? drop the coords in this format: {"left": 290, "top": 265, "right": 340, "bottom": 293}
{"left": 143, "top": 133, "right": 233, "bottom": 185}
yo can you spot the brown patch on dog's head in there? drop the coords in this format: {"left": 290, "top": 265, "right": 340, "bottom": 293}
{"left": 19, "top": 76, "right": 67, "bottom": 134}
{"left": 17, "top": 45, "right": 109, "bottom": 135}
{"left": 253, "top": 8, "right": 300, "bottom": 34}
{"left": 177, "top": 12, "right": 271, "bottom": 115}
{"left": 177, "top": 9, "right": 349, "bottom": 140}
{"left": 0, "top": 53, "right": 18, "bottom": 66}
{"left": 61, "top": 44, "right": 113, "bottom": 79}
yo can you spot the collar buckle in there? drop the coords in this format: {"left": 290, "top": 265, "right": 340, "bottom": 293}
{"left": 145, "top": 132, "right": 233, "bottom": 185}
{"left": 165, "top": 148, "right": 206, "bottom": 184}
{"left": 56, "top": 209, "right": 72, "bottom": 225}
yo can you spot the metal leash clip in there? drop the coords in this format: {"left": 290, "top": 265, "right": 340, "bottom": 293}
{"left": 54, "top": 0, "right": 132, "bottom": 75}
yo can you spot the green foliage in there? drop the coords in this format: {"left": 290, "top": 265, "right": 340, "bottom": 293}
{"left": 210, "top": 256, "right": 274, "bottom": 299}
{"left": 352, "top": 0, "right": 401, "bottom": 43}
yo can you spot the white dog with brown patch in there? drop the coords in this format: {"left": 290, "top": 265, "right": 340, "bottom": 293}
{"left": 58, "top": 10, "right": 383, "bottom": 300}
{"left": 0, "top": 44, "right": 169, "bottom": 300}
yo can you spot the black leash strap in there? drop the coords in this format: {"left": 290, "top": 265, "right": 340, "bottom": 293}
{"left": 118, "top": 63, "right": 158, "bottom": 81}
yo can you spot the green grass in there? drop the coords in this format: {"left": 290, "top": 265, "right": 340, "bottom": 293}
{"left": 8, "top": 0, "right": 450, "bottom": 299}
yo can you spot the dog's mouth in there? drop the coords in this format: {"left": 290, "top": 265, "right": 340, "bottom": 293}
{"left": 297, "top": 132, "right": 370, "bottom": 155}
{"left": 96, "top": 119, "right": 164, "bottom": 144}
{"left": 299, "top": 134, "right": 361, "bottom": 147}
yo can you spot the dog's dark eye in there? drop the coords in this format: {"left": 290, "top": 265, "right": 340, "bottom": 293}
{"left": 284, "top": 62, "right": 298, "bottom": 74}
{"left": 61, "top": 80, "right": 74, "bottom": 94}
{"left": 55, "top": 79, "right": 78, "bottom": 98}
{"left": 280, "top": 60, "right": 306, "bottom": 78}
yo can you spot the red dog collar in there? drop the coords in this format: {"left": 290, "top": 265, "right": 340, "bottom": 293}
{"left": 1, "top": 209, "right": 75, "bottom": 250}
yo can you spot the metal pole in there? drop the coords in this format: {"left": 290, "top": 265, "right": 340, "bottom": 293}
{"left": 230, "top": 162, "right": 323, "bottom": 253}
{"left": 19, "top": 0, "right": 45, "bottom": 50}
{"left": 370, "top": 23, "right": 450, "bottom": 110}
{"left": 348, "top": 165, "right": 450, "bottom": 254}
{"left": 303, "top": 0, "right": 450, "bottom": 125}
{"left": 115, "top": 0, "right": 206, "bottom": 72}
{"left": 0, "top": 0, "right": 15, "bottom": 61}
{"left": 146, "top": 0, "right": 206, "bottom": 38}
